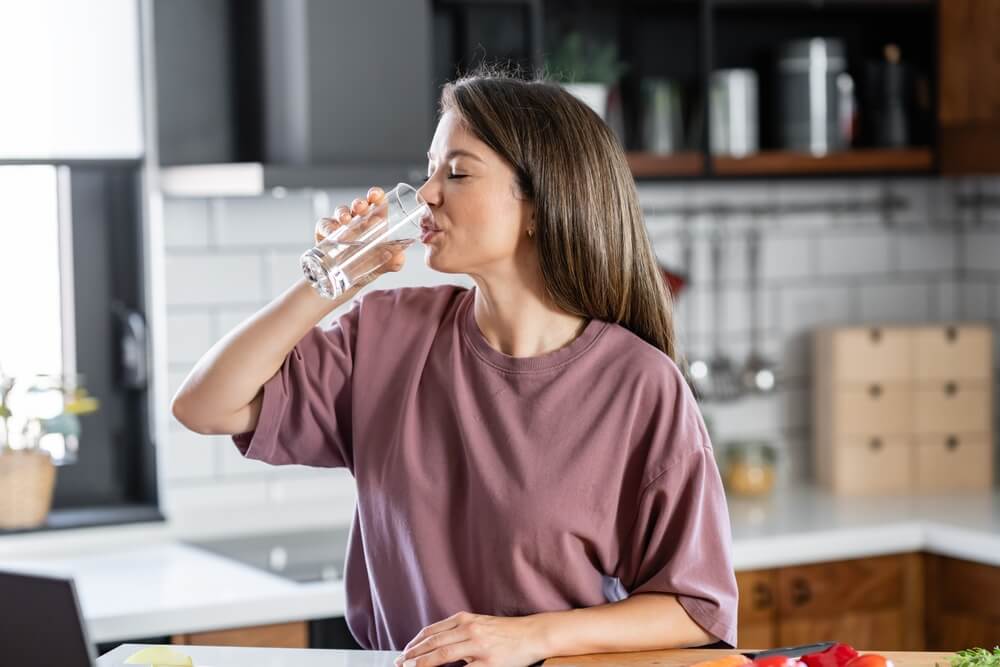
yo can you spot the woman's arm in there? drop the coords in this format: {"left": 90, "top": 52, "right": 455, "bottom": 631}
{"left": 170, "top": 278, "right": 358, "bottom": 435}
{"left": 538, "top": 592, "right": 715, "bottom": 655}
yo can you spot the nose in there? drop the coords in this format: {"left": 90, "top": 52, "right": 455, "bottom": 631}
{"left": 416, "top": 177, "right": 441, "bottom": 209}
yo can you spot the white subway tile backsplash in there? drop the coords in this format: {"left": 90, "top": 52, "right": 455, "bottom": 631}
{"left": 265, "top": 251, "right": 307, "bottom": 301}
{"left": 963, "top": 231, "right": 1000, "bottom": 272}
{"left": 165, "top": 254, "right": 264, "bottom": 306}
{"left": 162, "top": 429, "right": 217, "bottom": 481}
{"left": 963, "top": 281, "right": 997, "bottom": 321}
{"left": 932, "top": 280, "right": 963, "bottom": 320}
{"left": 163, "top": 198, "right": 211, "bottom": 248}
{"left": 857, "top": 282, "right": 932, "bottom": 323}
{"left": 896, "top": 231, "right": 957, "bottom": 273}
{"left": 166, "top": 311, "right": 215, "bottom": 364}
{"left": 778, "top": 284, "right": 853, "bottom": 332}
{"left": 760, "top": 235, "right": 812, "bottom": 282}
{"left": 216, "top": 193, "right": 315, "bottom": 247}
{"left": 817, "top": 231, "right": 892, "bottom": 277}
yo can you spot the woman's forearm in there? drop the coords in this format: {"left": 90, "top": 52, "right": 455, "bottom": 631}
{"left": 538, "top": 593, "right": 715, "bottom": 657}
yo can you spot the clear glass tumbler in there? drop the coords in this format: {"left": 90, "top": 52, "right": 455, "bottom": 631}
{"left": 301, "top": 183, "right": 429, "bottom": 299}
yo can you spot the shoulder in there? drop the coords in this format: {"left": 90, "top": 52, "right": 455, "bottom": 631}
{"left": 356, "top": 284, "right": 470, "bottom": 322}
{"left": 596, "top": 323, "right": 711, "bottom": 465}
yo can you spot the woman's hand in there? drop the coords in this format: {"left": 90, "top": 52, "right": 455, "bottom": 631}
{"left": 395, "top": 611, "right": 552, "bottom": 667}
{"left": 315, "top": 185, "right": 408, "bottom": 289}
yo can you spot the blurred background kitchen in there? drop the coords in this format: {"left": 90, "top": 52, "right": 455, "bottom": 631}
{"left": 1, "top": 0, "right": 999, "bottom": 657}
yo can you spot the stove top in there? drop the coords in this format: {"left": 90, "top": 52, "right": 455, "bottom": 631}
{"left": 185, "top": 527, "right": 349, "bottom": 584}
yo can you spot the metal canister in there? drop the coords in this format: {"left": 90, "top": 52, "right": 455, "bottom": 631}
{"left": 777, "top": 37, "right": 853, "bottom": 155}
{"left": 709, "top": 69, "right": 759, "bottom": 157}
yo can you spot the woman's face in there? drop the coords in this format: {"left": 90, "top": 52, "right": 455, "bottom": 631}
{"left": 416, "top": 110, "right": 533, "bottom": 277}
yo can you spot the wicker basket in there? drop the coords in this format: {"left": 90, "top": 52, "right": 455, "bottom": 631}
{"left": 0, "top": 448, "right": 56, "bottom": 530}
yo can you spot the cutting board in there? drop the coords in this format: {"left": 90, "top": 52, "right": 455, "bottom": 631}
{"left": 545, "top": 650, "right": 955, "bottom": 667}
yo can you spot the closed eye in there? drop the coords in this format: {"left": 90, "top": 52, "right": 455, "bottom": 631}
{"left": 420, "top": 174, "right": 467, "bottom": 182}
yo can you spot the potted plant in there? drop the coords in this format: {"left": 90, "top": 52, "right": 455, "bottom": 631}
{"left": 0, "top": 369, "right": 99, "bottom": 530}
{"left": 546, "top": 31, "right": 629, "bottom": 121}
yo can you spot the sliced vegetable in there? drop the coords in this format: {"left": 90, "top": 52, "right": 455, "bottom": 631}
{"left": 844, "top": 655, "right": 893, "bottom": 667}
{"left": 689, "top": 655, "right": 752, "bottom": 667}
{"left": 754, "top": 657, "right": 805, "bottom": 667}
{"left": 123, "top": 645, "right": 193, "bottom": 666}
{"left": 801, "top": 643, "right": 860, "bottom": 667}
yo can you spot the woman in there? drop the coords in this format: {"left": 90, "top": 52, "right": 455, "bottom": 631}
{"left": 172, "top": 67, "right": 737, "bottom": 666}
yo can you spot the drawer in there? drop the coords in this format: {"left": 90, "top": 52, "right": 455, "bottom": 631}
{"left": 914, "top": 433, "right": 993, "bottom": 492}
{"left": 777, "top": 555, "right": 905, "bottom": 617}
{"left": 829, "top": 327, "right": 913, "bottom": 383}
{"left": 832, "top": 436, "right": 912, "bottom": 494}
{"left": 913, "top": 381, "right": 992, "bottom": 434}
{"left": 830, "top": 383, "right": 912, "bottom": 437}
{"left": 914, "top": 325, "right": 993, "bottom": 381}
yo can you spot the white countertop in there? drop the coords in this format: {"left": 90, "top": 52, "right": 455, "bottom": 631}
{"left": 99, "top": 644, "right": 399, "bottom": 666}
{"left": 2, "top": 486, "right": 999, "bottom": 644}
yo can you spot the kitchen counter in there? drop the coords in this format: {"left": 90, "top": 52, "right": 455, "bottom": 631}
{"left": 97, "top": 645, "right": 955, "bottom": 667}
{"left": 3, "top": 486, "right": 999, "bottom": 644}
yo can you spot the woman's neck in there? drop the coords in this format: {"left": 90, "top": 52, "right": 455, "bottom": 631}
{"left": 470, "top": 278, "right": 588, "bottom": 358}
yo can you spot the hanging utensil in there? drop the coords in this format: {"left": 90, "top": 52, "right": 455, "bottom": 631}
{"left": 741, "top": 224, "right": 779, "bottom": 394}
{"left": 680, "top": 225, "right": 708, "bottom": 400}
{"left": 707, "top": 225, "right": 742, "bottom": 402}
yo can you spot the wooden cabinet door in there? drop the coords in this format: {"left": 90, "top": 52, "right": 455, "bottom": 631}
{"left": 926, "top": 554, "right": 1000, "bottom": 650}
{"left": 775, "top": 554, "right": 923, "bottom": 651}
{"left": 172, "top": 620, "right": 309, "bottom": 648}
{"left": 939, "top": 0, "right": 1000, "bottom": 173}
{"left": 737, "top": 569, "right": 778, "bottom": 650}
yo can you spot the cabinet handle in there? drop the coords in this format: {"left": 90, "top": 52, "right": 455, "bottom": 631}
{"left": 945, "top": 326, "right": 958, "bottom": 343}
{"left": 869, "top": 437, "right": 883, "bottom": 451}
{"left": 946, "top": 435, "right": 960, "bottom": 451}
{"left": 944, "top": 382, "right": 958, "bottom": 397}
{"left": 869, "top": 328, "right": 882, "bottom": 344}
{"left": 790, "top": 577, "right": 812, "bottom": 606}
{"left": 869, "top": 383, "right": 882, "bottom": 398}
{"left": 752, "top": 582, "right": 773, "bottom": 610}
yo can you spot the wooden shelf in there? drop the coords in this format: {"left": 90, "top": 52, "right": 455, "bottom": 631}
{"left": 712, "top": 147, "right": 934, "bottom": 176}
{"left": 625, "top": 152, "right": 705, "bottom": 178}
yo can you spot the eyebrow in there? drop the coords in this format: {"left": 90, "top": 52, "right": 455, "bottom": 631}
{"left": 426, "top": 149, "right": 484, "bottom": 163}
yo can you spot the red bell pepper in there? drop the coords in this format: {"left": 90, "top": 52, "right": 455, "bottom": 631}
{"left": 800, "top": 643, "right": 860, "bottom": 667}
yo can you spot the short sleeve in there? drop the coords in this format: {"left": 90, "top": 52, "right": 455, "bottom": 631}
{"left": 617, "top": 445, "right": 739, "bottom": 648}
{"left": 231, "top": 299, "right": 361, "bottom": 472}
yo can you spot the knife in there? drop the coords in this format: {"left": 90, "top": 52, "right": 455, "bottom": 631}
{"left": 742, "top": 641, "right": 837, "bottom": 661}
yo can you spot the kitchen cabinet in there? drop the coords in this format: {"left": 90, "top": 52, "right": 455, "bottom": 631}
{"left": 925, "top": 555, "right": 1000, "bottom": 651}
{"left": 172, "top": 620, "right": 309, "bottom": 649}
{"left": 736, "top": 554, "right": 925, "bottom": 650}
{"left": 937, "top": 0, "right": 1000, "bottom": 174}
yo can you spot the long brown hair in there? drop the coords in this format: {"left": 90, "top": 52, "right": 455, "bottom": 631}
{"left": 439, "top": 65, "right": 679, "bottom": 363}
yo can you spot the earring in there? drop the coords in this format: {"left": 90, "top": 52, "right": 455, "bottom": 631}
{"left": 527, "top": 228, "right": 535, "bottom": 239}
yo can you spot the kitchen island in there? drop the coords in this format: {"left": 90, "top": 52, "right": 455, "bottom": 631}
{"left": 97, "top": 645, "right": 956, "bottom": 667}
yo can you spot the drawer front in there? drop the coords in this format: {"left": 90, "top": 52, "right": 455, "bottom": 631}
{"left": 915, "top": 325, "right": 993, "bottom": 381}
{"left": 831, "top": 383, "right": 912, "bottom": 436}
{"left": 736, "top": 569, "right": 778, "bottom": 626}
{"left": 831, "top": 327, "right": 913, "bottom": 382}
{"left": 777, "top": 555, "right": 905, "bottom": 617}
{"left": 913, "top": 382, "right": 992, "bottom": 434}
{"left": 833, "top": 436, "right": 912, "bottom": 494}
{"left": 914, "top": 433, "right": 993, "bottom": 492}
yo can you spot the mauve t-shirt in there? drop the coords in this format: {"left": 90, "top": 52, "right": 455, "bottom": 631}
{"left": 232, "top": 284, "right": 738, "bottom": 650}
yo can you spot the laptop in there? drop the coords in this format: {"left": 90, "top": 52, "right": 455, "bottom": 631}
{"left": 0, "top": 569, "right": 98, "bottom": 666}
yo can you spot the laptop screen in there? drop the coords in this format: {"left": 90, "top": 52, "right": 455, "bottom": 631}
{"left": 0, "top": 569, "right": 96, "bottom": 667}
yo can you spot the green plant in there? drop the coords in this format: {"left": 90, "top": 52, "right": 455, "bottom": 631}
{"left": 546, "top": 31, "right": 629, "bottom": 85}
{"left": 952, "top": 648, "right": 1000, "bottom": 667}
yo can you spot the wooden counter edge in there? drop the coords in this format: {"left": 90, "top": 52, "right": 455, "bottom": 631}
{"left": 544, "top": 649, "right": 955, "bottom": 667}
